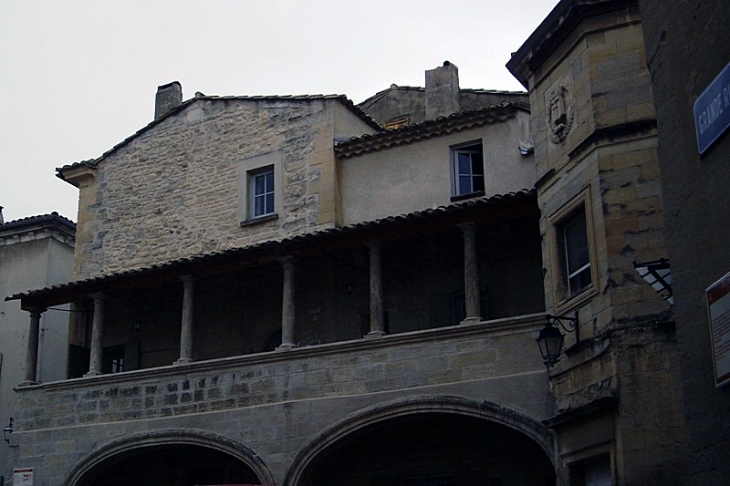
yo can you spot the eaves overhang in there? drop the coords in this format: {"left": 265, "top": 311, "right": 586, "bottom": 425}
{"left": 7, "top": 189, "right": 538, "bottom": 309}
{"left": 336, "top": 102, "right": 529, "bottom": 159}
{"left": 0, "top": 212, "right": 76, "bottom": 236}
{"left": 506, "top": 0, "right": 639, "bottom": 88}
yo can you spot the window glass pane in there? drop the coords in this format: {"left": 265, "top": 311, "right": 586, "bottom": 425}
{"left": 265, "top": 192, "right": 274, "bottom": 214}
{"left": 265, "top": 170, "right": 274, "bottom": 191}
{"left": 473, "top": 174, "right": 485, "bottom": 192}
{"left": 458, "top": 153, "right": 472, "bottom": 174}
{"left": 472, "top": 152, "right": 484, "bottom": 175}
{"left": 254, "top": 173, "right": 265, "bottom": 194}
{"left": 254, "top": 195, "right": 264, "bottom": 216}
{"left": 459, "top": 176, "right": 472, "bottom": 193}
{"left": 565, "top": 214, "right": 589, "bottom": 274}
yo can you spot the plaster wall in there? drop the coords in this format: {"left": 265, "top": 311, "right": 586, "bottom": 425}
{"left": 0, "top": 231, "right": 74, "bottom": 480}
{"left": 339, "top": 113, "right": 535, "bottom": 225}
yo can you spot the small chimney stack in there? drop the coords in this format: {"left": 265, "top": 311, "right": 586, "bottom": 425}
{"left": 425, "top": 61, "right": 460, "bottom": 120}
{"left": 0, "top": 206, "right": 4, "bottom": 224}
{"left": 155, "top": 81, "right": 183, "bottom": 120}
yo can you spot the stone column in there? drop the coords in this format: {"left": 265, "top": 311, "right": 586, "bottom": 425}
{"left": 21, "top": 306, "right": 45, "bottom": 385}
{"left": 175, "top": 275, "right": 197, "bottom": 365}
{"left": 366, "top": 240, "right": 386, "bottom": 337}
{"left": 277, "top": 256, "right": 296, "bottom": 350}
{"left": 459, "top": 222, "right": 481, "bottom": 323}
{"left": 85, "top": 293, "right": 105, "bottom": 377}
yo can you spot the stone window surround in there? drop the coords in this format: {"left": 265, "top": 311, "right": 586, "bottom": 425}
{"left": 238, "top": 150, "right": 282, "bottom": 225}
{"left": 547, "top": 187, "right": 598, "bottom": 314}
{"left": 450, "top": 139, "right": 485, "bottom": 201}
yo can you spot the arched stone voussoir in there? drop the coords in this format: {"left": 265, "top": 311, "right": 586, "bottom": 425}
{"left": 284, "top": 394, "right": 555, "bottom": 486}
{"left": 62, "top": 428, "right": 276, "bottom": 486}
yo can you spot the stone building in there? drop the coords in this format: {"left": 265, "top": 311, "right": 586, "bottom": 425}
{"left": 638, "top": 0, "right": 730, "bottom": 483}
{"left": 0, "top": 212, "right": 75, "bottom": 483}
{"left": 506, "top": 0, "right": 685, "bottom": 482}
{"left": 2, "top": 1, "right": 698, "bottom": 484}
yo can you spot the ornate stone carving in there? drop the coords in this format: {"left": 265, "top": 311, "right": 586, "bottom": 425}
{"left": 546, "top": 82, "right": 575, "bottom": 144}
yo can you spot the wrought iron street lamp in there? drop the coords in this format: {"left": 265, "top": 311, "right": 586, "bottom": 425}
{"left": 536, "top": 314, "right": 578, "bottom": 367}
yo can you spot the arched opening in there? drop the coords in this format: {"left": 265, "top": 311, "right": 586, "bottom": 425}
{"left": 75, "top": 444, "right": 263, "bottom": 486}
{"left": 297, "top": 412, "right": 555, "bottom": 486}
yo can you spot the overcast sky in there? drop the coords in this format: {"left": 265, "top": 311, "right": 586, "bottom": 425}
{"left": 0, "top": 0, "right": 557, "bottom": 223}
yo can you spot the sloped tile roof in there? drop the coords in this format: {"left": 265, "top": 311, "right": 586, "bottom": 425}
{"left": 7, "top": 189, "right": 537, "bottom": 306}
{"left": 0, "top": 212, "right": 76, "bottom": 232}
{"left": 335, "top": 102, "right": 529, "bottom": 159}
{"left": 57, "top": 94, "right": 381, "bottom": 182}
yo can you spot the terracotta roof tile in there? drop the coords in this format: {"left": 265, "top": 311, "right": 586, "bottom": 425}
{"left": 335, "top": 102, "right": 529, "bottom": 159}
{"left": 7, "top": 189, "right": 536, "bottom": 305}
{"left": 0, "top": 212, "right": 76, "bottom": 231}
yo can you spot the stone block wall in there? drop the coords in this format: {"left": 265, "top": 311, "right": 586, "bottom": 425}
{"left": 71, "top": 98, "right": 374, "bottom": 280}
{"left": 12, "top": 316, "right": 551, "bottom": 485}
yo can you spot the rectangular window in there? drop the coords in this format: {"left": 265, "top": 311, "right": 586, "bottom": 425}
{"left": 562, "top": 211, "right": 591, "bottom": 296}
{"left": 452, "top": 142, "right": 484, "bottom": 198}
{"left": 549, "top": 189, "right": 596, "bottom": 308}
{"left": 250, "top": 166, "right": 275, "bottom": 219}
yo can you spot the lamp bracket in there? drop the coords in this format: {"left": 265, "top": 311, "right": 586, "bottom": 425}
{"left": 545, "top": 314, "right": 578, "bottom": 332}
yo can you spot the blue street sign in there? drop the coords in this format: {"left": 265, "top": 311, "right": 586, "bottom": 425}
{"left": 694, "top": 61, "right": 730, "bottom": 155}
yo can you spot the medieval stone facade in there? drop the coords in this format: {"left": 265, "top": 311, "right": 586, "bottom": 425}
{"left": 5, "top": 0, "right": 724, "bottom": 484}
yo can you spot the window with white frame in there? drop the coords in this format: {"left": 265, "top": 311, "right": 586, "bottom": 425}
{"left": 560, "top": 209, "right": 591, "bottom": 297}
{"left": 451, "top": 142, "right": 485, "bottom": 198}
{"left": 238, "top": 150, "right": 281, "bottom": 225}
{"left": 250, "top": 165, "right": 275, "bottom": 219}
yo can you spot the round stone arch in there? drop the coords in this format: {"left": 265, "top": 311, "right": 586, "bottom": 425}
{"left": 284, "top": 394, "right": 555, "bottom": 485}
{"left": 62, "top": 429, "right": 275, "bottom": 486}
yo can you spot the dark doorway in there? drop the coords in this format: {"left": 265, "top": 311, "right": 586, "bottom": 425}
{"left": 299, "top": 413, "right": 555, "bottom": 486}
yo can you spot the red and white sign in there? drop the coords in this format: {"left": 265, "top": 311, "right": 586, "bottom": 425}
{"left": 707, "top": 271, "right": 730, "bottom": 387}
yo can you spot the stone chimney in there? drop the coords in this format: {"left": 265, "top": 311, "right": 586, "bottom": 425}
{"left": 155, "top": 81, "right": 183, "bottom": 120}
{"left": 425, "top": 61, "right": 460, "bottom": 120}
{"left": 0, "top": 206, "right": 4, "bottom": 224}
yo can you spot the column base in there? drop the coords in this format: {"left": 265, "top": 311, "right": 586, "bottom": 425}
{"left": 365, "top": 330, "right": 387, "bottom": 339}
{"left": 460, "top": 317, "right": 482, "bottom": 325}
{"left": 83, "top": 370, "right": 102, "bottom": 377}
{"left": 18, "top": 380, "right": 39, "bottom": 387}
{"left": 276, "top": 343, "right": 296, "bottom": 351}
{"left": 174, "top": 358, "right": 193, "bottom": 365}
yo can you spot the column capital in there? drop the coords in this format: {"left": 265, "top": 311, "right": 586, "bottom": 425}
{"left": 364, "top": 239, "right": 382, "bottom": 251}
{"left": 458, "top": 221, "right": 477, "bottom": 234}
{"left": 278, "top": 255, "right": 298, "bottom": 269}
{"left": 89, "top": 292, "right": 106, "bottom": 302}
{"left": 180, "top": 275, "right": 199, "bottom": 285}
{"left": 27, "top": 305, "right": 47, "bottom": 317}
